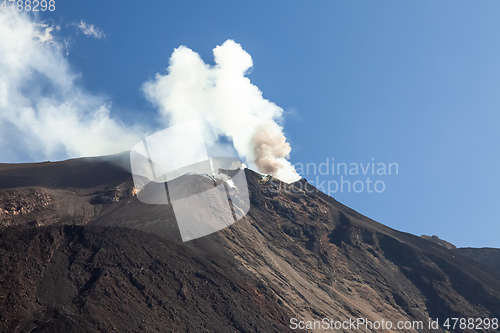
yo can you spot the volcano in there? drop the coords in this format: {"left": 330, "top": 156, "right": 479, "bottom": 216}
{"left": 0, "top": 154, "right": 499, "bottom": 332}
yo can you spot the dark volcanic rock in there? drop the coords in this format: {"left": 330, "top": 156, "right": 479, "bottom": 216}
{"left": 454, "top": 247, "right": 500, "bottom": 272}
{"left": 0, "top": 225, "right": 289, "bottom": 333}
{"left": 420, "top": 235, "right": 457, "bottom": 250}
{"left": 0, "top": 157, "right": 499, "bottom": 332}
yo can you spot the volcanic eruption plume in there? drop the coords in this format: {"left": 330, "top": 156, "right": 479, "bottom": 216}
{"left": 0, "top": 10, "right": 299, "bottom": 182}
{"left": 143, "top": 40, "right": 300, "bottom": 183}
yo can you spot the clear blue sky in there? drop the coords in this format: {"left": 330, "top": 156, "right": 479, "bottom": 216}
{"left": 28, "top": 1, "right": 500, "bottom": 247}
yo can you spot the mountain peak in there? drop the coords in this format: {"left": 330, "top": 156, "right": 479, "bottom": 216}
{"left": 420, "top": 235, "right": 457, "bottom": 249}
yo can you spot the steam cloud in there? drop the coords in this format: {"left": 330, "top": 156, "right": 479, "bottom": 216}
{"left": 143, "top": 40, "right": 300, "bottom": 183}
{"left": 0, "top": 11, "right": 143, "bottom": 161}
{"left": 0, "top": 11, "right": 300, "bottom": 183}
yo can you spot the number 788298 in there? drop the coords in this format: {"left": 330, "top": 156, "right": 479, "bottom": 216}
{"left": 1, "top": 0, "right": 55, "bottom": 11}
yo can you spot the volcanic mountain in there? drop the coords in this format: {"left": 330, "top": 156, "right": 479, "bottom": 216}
{"left": 421, "top": 235, "right": 500, "bottom": 273}
{"left": 0, "top": 155, "right": 499, "bottom": 332}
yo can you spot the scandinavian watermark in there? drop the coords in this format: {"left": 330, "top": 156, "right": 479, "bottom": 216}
{"left": 272, "top": 157, "right": 398, "bottom": 195}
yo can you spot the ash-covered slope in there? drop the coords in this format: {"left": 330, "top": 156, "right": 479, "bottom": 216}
{"left": 0, "top": 156, "right": 499, "bottom": 333}
{"left": 0, "top": 154, "right": 134, "bottom": 227}
{"left": 419, "top": 235, "right": 500, "bottom": 273}
{"left": 0, "top": 225, "right": 289, "bottom": 333}
{"left": 420, "top": 235, "right": 457, "bottom": 250}
{"left": 453, "top": 247, "right": 500, "bottom": 273}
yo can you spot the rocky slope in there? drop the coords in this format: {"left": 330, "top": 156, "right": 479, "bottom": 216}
{"left": 0, "top": 156, "right": 499, "bottom": 332}
{"left": 420, "top": 235, "right": 500, "bottom": 273}
{"left": 0, "top": 156, "right": 134, "bottom": 228}
{"left": 453, "top": 247, "right": 500, "bottom": 273}
{"left": 420, "top": 235, "right": 457, "bottom": 250}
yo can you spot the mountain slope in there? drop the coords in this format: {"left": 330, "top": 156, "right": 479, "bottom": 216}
{"left": 0, "top": 156, "right": 499, "bottom": 332}
{"left": 420, "top": 235, "right": 457, "bottom": 250}
{"left": 454, "top": 247, "right": 500, "bottom": 273}
{"left": 0, "top": 225, "right": 289, "bottom": 333}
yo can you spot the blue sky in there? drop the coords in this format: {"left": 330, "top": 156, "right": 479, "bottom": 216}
{"left": 3, "top": 1, "right": 500, "bottom": 247}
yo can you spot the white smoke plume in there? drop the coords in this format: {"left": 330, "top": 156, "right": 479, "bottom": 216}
{"left": 0, "top": 10, "right": 143, "bottom": 161}
{"left": 0, "top": 11, "right": 300, "bottom": 183}
{"left": 143, "top": 40, "right": 300, "bottom": 183}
